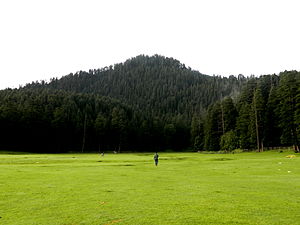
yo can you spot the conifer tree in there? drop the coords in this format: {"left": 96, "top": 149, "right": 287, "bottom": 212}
{"left": 277, "top": 71, "right": 300, "bottom": 152}
{"left": 252, "top": 86, "right": 265, "bottom": 151}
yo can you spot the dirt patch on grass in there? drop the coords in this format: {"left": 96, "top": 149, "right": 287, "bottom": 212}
{"left": 104, "top": 219, "right": 122, "bottom": 225}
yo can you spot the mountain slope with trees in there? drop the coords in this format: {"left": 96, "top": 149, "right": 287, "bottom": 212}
{"left": 25, "top": 55, "right": 246, "bottom": 123}
{"left": 0, "top": 55, "right": 299, "bottom": 152}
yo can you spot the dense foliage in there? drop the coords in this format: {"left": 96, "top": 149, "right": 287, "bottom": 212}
{"left": 0, "top": 55, "right": 299, "bottom": 152}
{"left": 199, "top": 71, "right": 300, "bottom": 152}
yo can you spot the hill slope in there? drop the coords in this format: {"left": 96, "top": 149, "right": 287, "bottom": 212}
{"left": 25, "top": 55, "right": 247, "bottom": 122}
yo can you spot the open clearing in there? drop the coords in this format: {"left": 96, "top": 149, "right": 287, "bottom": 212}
{"left": 0, "top": 151, "right": 300, "bottom": 225}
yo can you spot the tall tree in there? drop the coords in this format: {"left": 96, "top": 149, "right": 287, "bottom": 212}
{"left": 264, "top": 86, "right": 281, "bottom": 147}
{"left": 221, "top": 97, "right": 238, "bottom": 133}
{"left": 94, "top": 113, "right": 108, "bottom": 152}
{"left": 190, "top": 115, "right": 205, "bottom": 150}
{"left": 252, "top": 86, "right": 265, "bottom": 151}
{"left": 277, "top": 71, "right": 300, "bottom": 152}
{"left": 111, "top": 107, "right": 128, "bottom": 152}
{"left": 204, "top": 103, "right": 223, "bottom": 151}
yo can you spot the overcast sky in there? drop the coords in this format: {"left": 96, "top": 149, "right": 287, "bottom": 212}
{"left": 0, "top": 0, "right": 300, "bottom": 89}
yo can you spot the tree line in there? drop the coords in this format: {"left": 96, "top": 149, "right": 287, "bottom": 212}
{"left": 192, "top": 71, "right": 300, "bottom": 152}
{"left": 0, "top": 89, "right": 190, "bottom": 152}
{"left": 0, "top": 55, "right": 299, "bottom": 152}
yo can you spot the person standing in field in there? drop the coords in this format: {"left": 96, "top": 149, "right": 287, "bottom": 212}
{"left": 154, "top": 152, "right": 159, "bottom": 166}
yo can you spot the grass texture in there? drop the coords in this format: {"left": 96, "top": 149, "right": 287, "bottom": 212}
{"left": 0, "top": 151, "right": 300, "bottom": 225}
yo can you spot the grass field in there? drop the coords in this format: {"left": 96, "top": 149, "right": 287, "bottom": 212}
{"left": 0, "top": 151, "right": 300, "bottom": 225}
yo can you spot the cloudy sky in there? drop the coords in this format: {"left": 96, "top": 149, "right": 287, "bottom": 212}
{"left": 0, "top": 0, "right": 299, "bottom": 89}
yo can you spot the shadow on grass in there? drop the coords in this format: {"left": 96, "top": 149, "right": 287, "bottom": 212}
{"left": 101, "top": 164, "right": 136, "bottom": 166}
{"left": 160, "top": 157, "right": 188, "bottom": 161}
{"left": 210, "top": 158, "right": 235, "bottom": 161}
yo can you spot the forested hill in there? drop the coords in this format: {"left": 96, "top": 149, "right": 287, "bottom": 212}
{"left": 1, "top": 55, "right": 299, "bottom": 153}
{"left": 24, "top": 55, "right": 247, "bottom": 121}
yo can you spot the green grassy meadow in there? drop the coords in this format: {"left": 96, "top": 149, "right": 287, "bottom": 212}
{"left": 1, "top": 151, "right": 300, "bottom": 225}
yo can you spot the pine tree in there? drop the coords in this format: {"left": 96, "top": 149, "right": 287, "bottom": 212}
{"left": 277, "top": 71, "right": 299, "bottom": 152}
{"left": 264, "top": 86, "right": 281, "bottom": 147}
{"left": 204, "top": 103, "right": 223, "bottom": 151}
{"left": 222, "top": 97, "right": 238, "bottom": 132}
{"left": 190, "top": 115, "right": 204, "bottom": 151}
{"left": 252, "top": 86, "right": 265, "bottom": 151}
{"left": 111, "top": 107, "right": 128, "bottom": 152}
{"left": 236, "top": 103, "right": 255, "bottom": 149}
{"left": 94, "top": 113, "right": 108, "bottom": 152}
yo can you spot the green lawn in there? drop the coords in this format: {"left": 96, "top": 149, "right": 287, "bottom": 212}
{"left": 0, "top": 151, "right": 300, "bottom": 225}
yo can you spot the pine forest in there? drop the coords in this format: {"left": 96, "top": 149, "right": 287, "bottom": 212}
{"left": 0, "top": 55, "right": 299, "bottom": 153}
